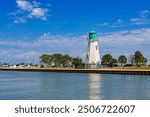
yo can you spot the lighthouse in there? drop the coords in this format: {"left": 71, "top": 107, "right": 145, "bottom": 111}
{"left": 86, "top": 31, "right": 101, "bottom": 68}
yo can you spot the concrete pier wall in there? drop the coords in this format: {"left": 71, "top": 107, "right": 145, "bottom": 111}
{"left": 0, "top": 68, "right": 150, "bottom": 75}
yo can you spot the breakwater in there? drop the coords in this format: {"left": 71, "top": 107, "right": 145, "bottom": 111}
{"left": 0, "top": 68, "right": 150, "bottom": 75}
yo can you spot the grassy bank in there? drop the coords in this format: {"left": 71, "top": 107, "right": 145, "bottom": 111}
{"left": 112, "top": 66, "right": 150, "bottom": 69}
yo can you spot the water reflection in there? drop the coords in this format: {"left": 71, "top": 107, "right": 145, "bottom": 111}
{"left": 1, "top": 71, "right": 150, "bottom": 100}
{"left": 88, "top": 74, "right": 102, "bottom": 100}
{"left": 38, "top": 72, "right": 89, "bottom": 100}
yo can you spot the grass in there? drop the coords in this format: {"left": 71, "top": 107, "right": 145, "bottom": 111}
{"left": 112, "top": 66, "right": 150, "bottom": 69}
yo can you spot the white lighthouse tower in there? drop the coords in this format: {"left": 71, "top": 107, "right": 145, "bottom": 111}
{"left": 86, "top": 31, "right": 101, "bottom": 68}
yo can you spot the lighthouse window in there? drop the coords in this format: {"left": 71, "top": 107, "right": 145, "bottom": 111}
{"left": 95, "top": 46, "right": 97, "bottom": 50}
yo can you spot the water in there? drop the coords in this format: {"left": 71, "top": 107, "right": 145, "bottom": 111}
{"left": 0, "top": 71, "right": 150, "bottom": 100}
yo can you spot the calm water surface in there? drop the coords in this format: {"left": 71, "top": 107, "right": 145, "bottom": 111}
{"left": 0, "top": 71, "right": 150, "bottom": 100}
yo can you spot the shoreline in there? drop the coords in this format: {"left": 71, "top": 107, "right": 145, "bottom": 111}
{"left": 0, "top": 68, "right": 150, "bottom": 75}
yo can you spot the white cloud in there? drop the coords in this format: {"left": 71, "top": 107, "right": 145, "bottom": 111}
{"left": 130, "top": 17, "right": 150, "bottom": 25}
{"left": 130, "top": 10, "right": 150, "bottom": 25}
{"left": 99, "top": 10, "right": 150, "bottom": 27}
{"left": 0, "top": 28, "right": 150, "bottom": 63}
{"left": 30, "top": 8, "right": 48, "bottom": 20}
{"left": 10, "top": 0, "right": 49, "bottom": 23}
{"left": 32, "top": 1, "right": 41, "bottom": 7}
{"left": 13, "top": 17, "right": 26, "bottom": 24}
{"left": 101, "top": 28, "right": 150, "bottom": 45}
{"left": 16, "top": 0, "right": 32, "bottom": 11}
{"left": 139, "top": 10, "right": 150, "bottom": 18}
{"left": 99, "top": 19, "right": 125, "bottom": 28}
{"left": 0, "top": 33, "right": 87, "bottom": 63}
{"left": 100, "top": 28, "right": 150, "bottom": 61}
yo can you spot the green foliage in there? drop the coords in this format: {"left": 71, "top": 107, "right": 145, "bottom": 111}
{"left": 112, "top": 58, "right": 118, "bottom": 66}
{"left": 129, "top": 54, "right": 135, "bottom": 65}
{"left": 143, "top": 57, "right": 148, "bottom": 65}
{"left": 29, "top": 63, "right": 33, "bottom": 66}
{"left": 128, "top": 51, "right": 148, "bottom": 66}
{"left": 39, "top": 53, "right": 83, "bottom": 68}
{"left": 118, "top": 55, "right": 127, "bottom": 66}
{"left": 62, "top": 54, "right": 72, "bottom": 67}
{"left": 101, "top": 54, "right": 113, "bottom": 65}
{"left": 133, "top": 51, "right": 148, "bottom": 66}
{"left": 51, "top": 53, "right": 63, "bottom": 67}
{"left": 39, "top": 50, "right": 148, "bottom": 68}
{"left": 72, "top": 57, "right": 83, "bottom": 68}
{"left": 101, "top": 51, "right": 148, "bottom": 67}
{"left": 39, "top": 54, "right": 52, "bottom": 67}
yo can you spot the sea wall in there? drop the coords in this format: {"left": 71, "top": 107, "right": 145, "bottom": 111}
{"left": 0, "top": 68, "right": 150, "bottom": 75}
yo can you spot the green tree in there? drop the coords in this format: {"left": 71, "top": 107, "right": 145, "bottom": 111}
{"left": 39, "top": 54, "right": 52, "bottom": 67}
{"left": 72, "top": 57, "right": 83, "bottom": 68}
{"left": 129, "top": 54, "right": 135, "bottom": 65}
{"left": 118, "top": 55, "right": 127, "bottom": 66}
{"left": 134, "top": 51, "right": 143, "bottom": 66}
{"left": 29, "top": 63, "right": 33, "bottom": 67}
{"left": 101, "top": 54, "right": 113, "bottom": 65}
{"left": 134, "top": 51, "right": 148, "bottom": 66}
{"left": 62, "top": 54, "right": 72, "bottom": 67}
{"left": 51, "top": 53, "right": 63, "bottom": 67}
{"left": 112, "top": 58, "right": 118, "bottom": 66}
{"left": 143, "top": 57, "right": 148, "bottom": 66}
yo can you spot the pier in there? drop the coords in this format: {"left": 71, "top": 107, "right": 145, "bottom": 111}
{"left": 0, "top": 68, "right": 150, "bottom": 75}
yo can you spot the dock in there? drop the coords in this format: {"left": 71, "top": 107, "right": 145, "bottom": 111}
{"left": 0, "top": 68, "right": 150, "bottom": 75}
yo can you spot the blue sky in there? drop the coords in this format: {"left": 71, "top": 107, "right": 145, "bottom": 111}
{"left": 0, "top": 0, "right": 150, "bottom": 64}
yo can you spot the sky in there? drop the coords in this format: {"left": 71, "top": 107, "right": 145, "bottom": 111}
{"left": 0, "top": 0, "right": 150, "bottom": 64}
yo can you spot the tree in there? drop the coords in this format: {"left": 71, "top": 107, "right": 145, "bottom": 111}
{"left": 51, "top": 53, "right": 63, "bottom": 67}
{"left": 143, "top": 57, "right": 148, "bottom": 66}
{"left": 112, "top": 58, "right": 118, "bottom": 66}
{"left": 29, "top": 63, "right": 34, "bottom": 67}
{"left": 72, "top": 57, "right": 83, "bottom": 68}
{"left": 134, "top": 51, "right": 148, "bottom": 66}
{"left": 39, "top": 53, "right": 82, "bottom": 68}
{"left": 129, "top": 54, "right": 135, "bottom": 65}
{"left": 39, "top": 54, "right": 52, "bottom": 67}
{"left": 62, "top": 54, "right": 72, "bottom": 67}
{"left": 134, "top": 51, "right": 143, "bottom": 66}
{"left": 101, "top": 54, "right": 113, "bottom": 65}
{"left": 118, "top": 55, "right": 127, "bottom": 66}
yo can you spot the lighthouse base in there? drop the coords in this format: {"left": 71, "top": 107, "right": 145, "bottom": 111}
{"left": 85, "top": 64, "right": 101, "bottom": 69}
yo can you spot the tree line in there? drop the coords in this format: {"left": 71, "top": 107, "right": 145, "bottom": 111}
{"left": 39, "top": 53, "right": 83, "bottom": 68}
{"left": 39, "top": 51, "right": 148, "bottom": 68}
{"left": 101, "top": 51, "right": 148, "bottom": 67}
